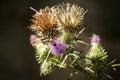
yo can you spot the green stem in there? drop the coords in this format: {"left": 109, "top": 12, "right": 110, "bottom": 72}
{"left": 73, "top": 60, "right": 97, "bottom": 79}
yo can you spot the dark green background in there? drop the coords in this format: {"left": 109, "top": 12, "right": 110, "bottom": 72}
{"left": 0, "top": 0, "right": 120, "bottom": 80}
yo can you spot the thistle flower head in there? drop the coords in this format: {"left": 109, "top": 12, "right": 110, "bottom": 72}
{"left": 57, "top": 3, "right": 87, "bottom": 32}
{"left": 91, "top": 34, "right": 100, "bottom": 44}
{"left": 29, "top": 7, "right": 58, "bottom": 38}
{"left": 48, "top": 38, "right": 67, "bottom": 55}
{"left": 30, "top": 34, "right": 40, "bottom": 46}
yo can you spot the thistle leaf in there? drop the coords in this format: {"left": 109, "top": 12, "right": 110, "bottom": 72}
{"left": 107, "top": 59, "right": 116, "bottom": 66}
{"left": 40, "top": 60, "right": 54, "bottom": 75}
{"left": 112, "top": 64, "right": 120, "bottom": 67}
{"left": 35, "top": 43, "right": 50, "bottom": 63}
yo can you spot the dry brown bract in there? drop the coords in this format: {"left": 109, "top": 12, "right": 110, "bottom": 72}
{"left": 29, "top": 7, "right": 58, "bottom": 38}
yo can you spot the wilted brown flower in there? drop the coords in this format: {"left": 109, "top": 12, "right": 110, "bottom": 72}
{"left": 57, "top": 3, "right": 87, "bottom": 32}
{"left": 29, "top": 7, "right": 58, "bottom": 38}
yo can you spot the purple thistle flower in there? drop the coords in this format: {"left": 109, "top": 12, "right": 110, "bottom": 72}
{"left": 30, "top": 34, "right": 39, "bottom": 46}
{"left": 91, "top": 34, "right": 100, "bottom": 44}
{"left": 48, "top": 38, "right": 67, "bottom": 55}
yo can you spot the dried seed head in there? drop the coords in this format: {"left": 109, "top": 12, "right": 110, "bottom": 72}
{"left": 29, "top": 7, "right": 58, "bottom": 38}
{"left": 57, "top": 3, "right": 87, "bottom": 32}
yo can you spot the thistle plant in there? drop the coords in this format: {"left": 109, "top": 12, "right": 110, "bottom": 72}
{"left": 28, "top": 3, "right": 120, "bottom": 80}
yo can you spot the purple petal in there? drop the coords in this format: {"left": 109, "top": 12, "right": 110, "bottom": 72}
{"left": 91, "top": 34, "right": 100, "bottom": 44}
{"left": 30, "top": 35, "right": 39, "bottom": 46}
{"left": 48, "top": 38, "right": 67, "bottom": 55}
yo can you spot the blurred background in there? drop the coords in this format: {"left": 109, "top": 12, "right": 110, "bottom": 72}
{"left": 0, "top": 0, "right": 120, "bottom": 80}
